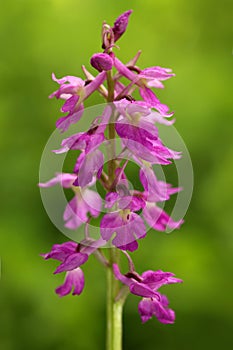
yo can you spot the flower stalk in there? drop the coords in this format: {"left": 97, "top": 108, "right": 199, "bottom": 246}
{"left": 39, "top": 9, "right": 185, "bottom": 350}
{"left": 106, "top": 248, "right": 123, "bottom": 350}
{"left": 106, "top": 68, "right": 123, "bottom": 350}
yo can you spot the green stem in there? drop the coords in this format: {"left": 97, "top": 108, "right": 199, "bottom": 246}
{"left": 106, "top": 70, "right": 124, "bottom": 350}
{"left": 113, "top": 300, "right": 123, "bottom": 349}
{"left": 106, "top": 249, "right": 123, "bottom": 350}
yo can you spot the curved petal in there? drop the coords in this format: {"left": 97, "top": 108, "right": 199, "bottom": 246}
{"left": 129, "top": 281, "right": 160, "bottom": 298}
{"left": 39, "top": 173, "right": 76, "bottom": 189}
{"left": 54, "top": 253, "right": 88, "bottom": 274}
{"left": 82, "top": 188, "right": 102, "bottom": 217}
{"left": 143, "top": 204, "right": 183, "bottom": 231}
{"left": 41, "top": 241, "right": 77, "bottom": 261}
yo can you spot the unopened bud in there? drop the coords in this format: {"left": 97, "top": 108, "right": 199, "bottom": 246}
{"left": 112, "top": 10, "right": 133, "bottom": 42}
{"left": 90, "top": 53, "right": 113, "bottom": 72}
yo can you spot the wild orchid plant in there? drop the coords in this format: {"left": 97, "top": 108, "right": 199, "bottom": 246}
{"left": 39, "top": 10, "right": 184, "bottom": 350}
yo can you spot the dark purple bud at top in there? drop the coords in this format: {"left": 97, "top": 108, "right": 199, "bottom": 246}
{"left": 112, "top": 10, "right": 133, "bottom": 42}
{"left": 90, "top": 53, "right": 113, "bottom": 72}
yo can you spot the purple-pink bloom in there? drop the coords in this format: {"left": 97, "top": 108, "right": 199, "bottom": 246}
{"left": 114, "top": 102, "right": 180, "bottom": 164}
{"left": 113, "top": 56, "right": 174, "bottom": 116}
{"left": 41, "top": 239, "right": 104, "bottom": 297}
{"left": 54, "top": 132, "right": 105, "bottom": 188}
{"left": 41, "top": 241, "right": 90, "bottom": 274}
{"left": 113, "top": 264, "right": 182, "bottom": 324}
{"left": 100, "top": 211, "right": 145, "bottom": 252}
{"left": 39, "top": 173, "right": 102, "bottom": 229}
{"left": 42, "top": 239, "right": 103, "bottom": 273}
{"left": 100, "top": 191, "right": 146, "bottom": 251}
{"left": 41, "top": 9, "right": 185, "bottom": 323}
{"left": 41, "top": 242, "right": 86, "bottom": 297}
{"left": 53, "top": 108, "right": 111, "bottom": 187}
{"left": 50, "top": 71, "right": 106, "bottom": 132}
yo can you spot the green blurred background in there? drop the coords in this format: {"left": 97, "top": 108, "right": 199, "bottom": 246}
{"left": 0, "top": 0, "right": 232, "bottom": 349}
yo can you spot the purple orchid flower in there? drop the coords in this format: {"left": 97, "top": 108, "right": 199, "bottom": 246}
{"left": 50, "top": 71, "right": 106, "bottom": 132}
{"left": 53, "top": 128, "right": 105, "bottom": 188}
{"left": 53, "top": 107, "right": 111, "bottom": 187}
{"left": 113, "top": 56, "right": 174, "bottom": 116}
{"left": 41, "top": 239, "right": 104, "bottom": 296}
{"left": 114, "top": 99, "right": 180, "bottom": 164}
{"left": 113, "top": 263, "right": 182, "bottom": 324}
{"left": 39, "top": 173, "right": 102, "bottom": 229}
{"left": 100, "top": 211, "right": 146, "bottom": 252}
{"left": 138, "top": 166, "right": 184, "bottom": 231}
{"left": 100, "top": 191, "right": 146, "bottom": 252}
{"left": 41, "top": 9, "right": 186, "bottom": 334}
{"left": 54, "top": 132, "right": 104, "bottom": 188}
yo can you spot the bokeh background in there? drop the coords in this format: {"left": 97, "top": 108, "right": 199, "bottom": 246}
{"left": 0, "top": 0, "right": 232, "bottom": 349}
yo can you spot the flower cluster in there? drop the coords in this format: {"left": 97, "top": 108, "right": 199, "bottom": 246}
{"left": 40, "top": 10, "right": 183, "bottom": 325}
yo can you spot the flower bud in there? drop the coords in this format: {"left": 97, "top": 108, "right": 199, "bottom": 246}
{"left": 90, "top": 53, "right": 113, "bottom": 72}
{"left": 112, "top": 10, "right": 133, "bottom": 42}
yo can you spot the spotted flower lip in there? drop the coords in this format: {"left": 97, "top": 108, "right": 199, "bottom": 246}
{"left": 113, "top": 264, "right": 182, "bottom": 324}
{"left": 105, "top": 191, "right": 145, "bottom": 211}
{"left": 100, "top": 189, "right": 146, "bottom": 252}
{"left": 100, "top": 211, "right": 146, "bottom": 252}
